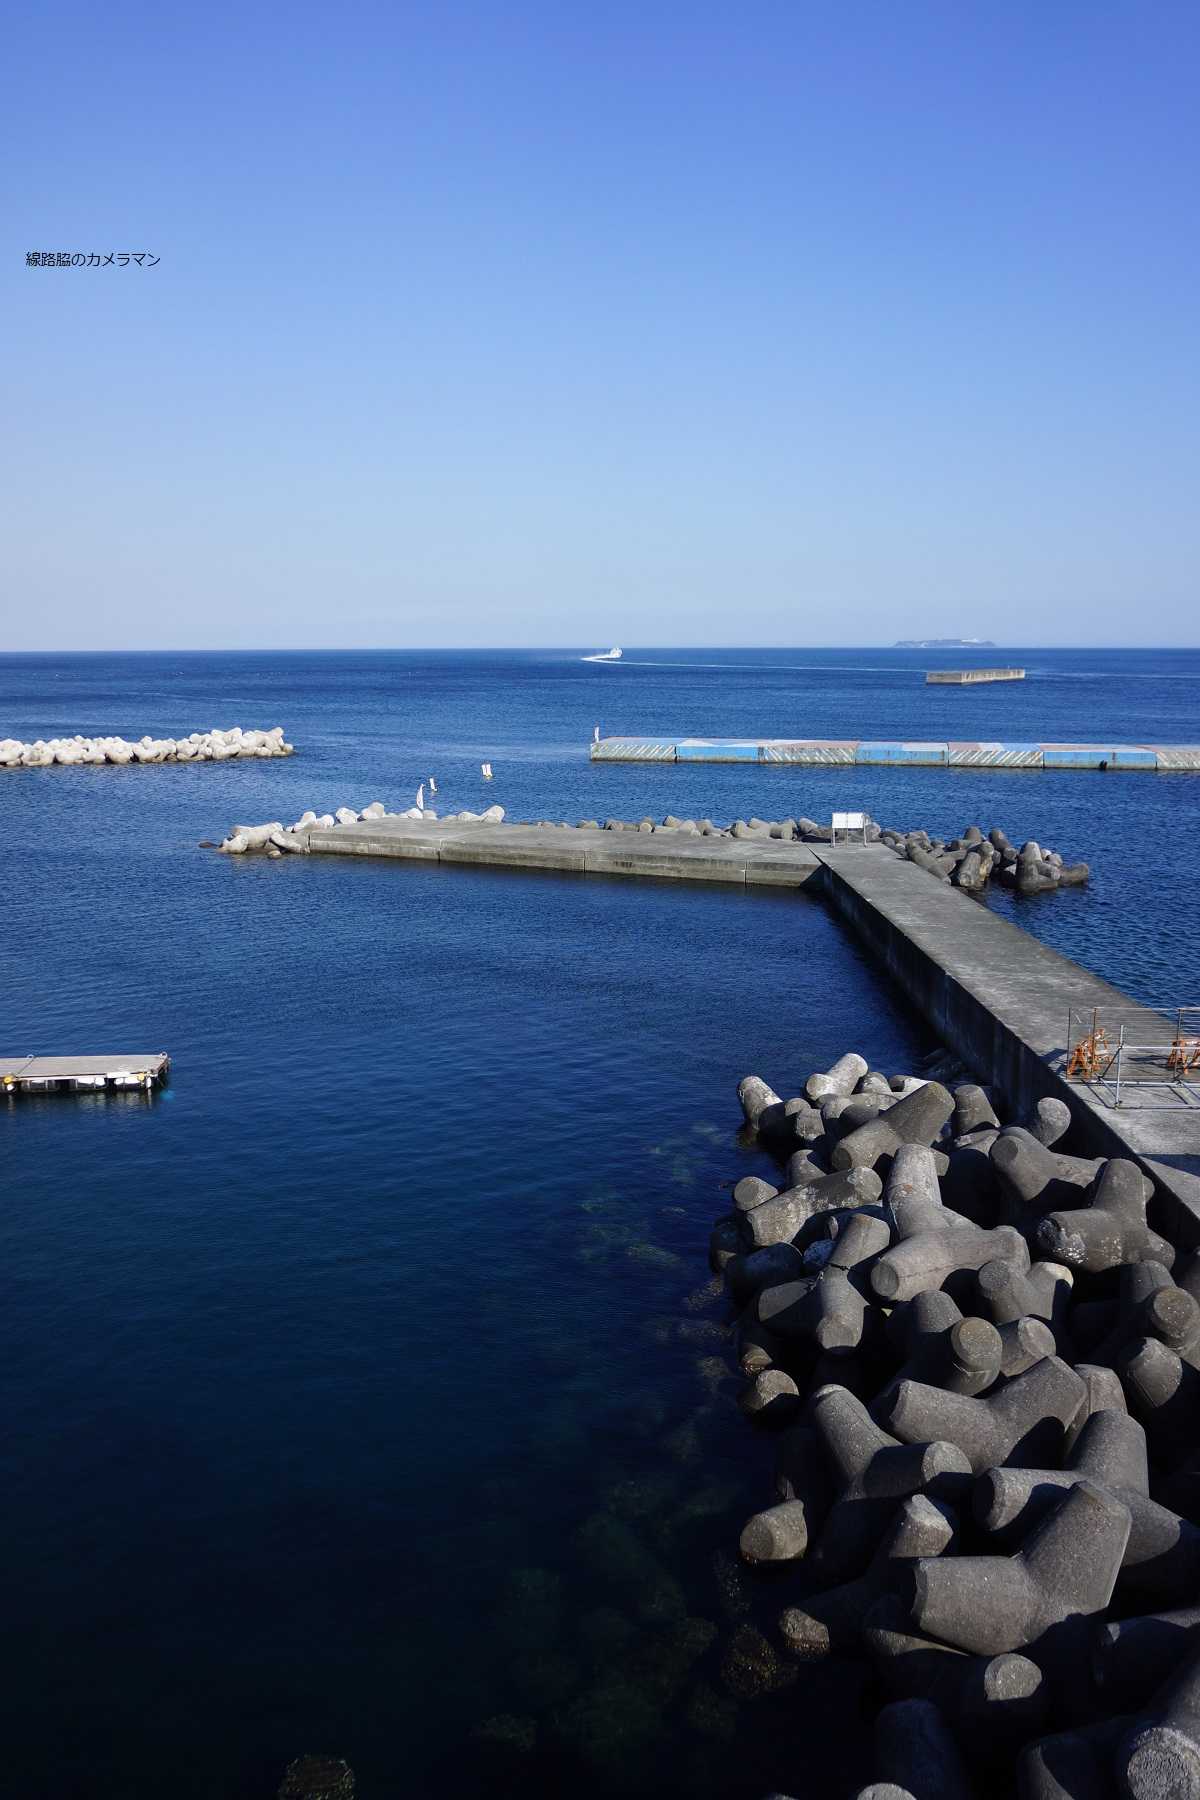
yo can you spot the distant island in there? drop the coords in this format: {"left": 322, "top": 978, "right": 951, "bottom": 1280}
{"left": 893, "top": 637, "right": 996, "bottom": 648}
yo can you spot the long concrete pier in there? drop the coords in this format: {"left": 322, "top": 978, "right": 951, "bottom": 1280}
{"left": 590, "top": 736, "right": 1200, "bottom": 770}
{"left": 297, "top": 816, "right": 1200, "bottom": 1233}
{"left": 301, "top": 814, "right": 823, "bottom": 885}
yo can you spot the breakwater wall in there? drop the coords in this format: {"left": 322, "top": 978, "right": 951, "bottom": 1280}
{"left": 713, "top": 1041, "right": 1200, "bottom": 1796}
{"left": 0, "top": 726, "right": 294, "bottom": 767}
{"left": 925, "top": 668, "right": 1025, "bottom": 684}
{"left": 817, "top": 849, "right": 1200, "bottom": 1242}
{"left": 591, "top": 737, "right": 1200, "bottom": 770}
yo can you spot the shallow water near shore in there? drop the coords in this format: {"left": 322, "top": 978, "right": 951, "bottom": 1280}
{"left": 1, "top": 647, "right": 1197, "bottom": 1795}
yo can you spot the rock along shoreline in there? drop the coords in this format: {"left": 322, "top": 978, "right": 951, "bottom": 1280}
{"left": 0, "top": 726, "right": 294, "bottom": 767}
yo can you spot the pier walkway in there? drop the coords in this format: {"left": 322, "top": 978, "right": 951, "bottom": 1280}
{"left": 302, "top": 815, "right": 823, "bottom": 885}
{"left": 816, "top": 847, "right": 1200, "bottom": 1238}
{"left": 590, "top": 736, "right": 1200, "bottom": 770}
{"left": 300, "top": 816, "right": 1200, "bottom": 1233}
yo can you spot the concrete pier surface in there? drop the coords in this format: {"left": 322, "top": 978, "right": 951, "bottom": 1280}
{"left": 301, "top": 814, "right": 823, "bottom": 886}
{"left": 297, "top": 817, "right": 1200, "bottom": 1232}
{"left": 817, "top": 847, "right": 1200, "bottom": 1237}
{"left": 590, "top": 736, "right": 1200, "bottom": 770}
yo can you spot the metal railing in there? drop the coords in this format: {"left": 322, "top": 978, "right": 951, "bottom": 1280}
{"left": 1066, "top": 1006, "right": 1200, "bottom": 1108}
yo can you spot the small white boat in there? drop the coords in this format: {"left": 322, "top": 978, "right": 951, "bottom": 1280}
{"left": 481, "top": 762, "right": 493, "bottom": 780}
{"left": 582, "top": 646, "right": 622, "bottom": 662}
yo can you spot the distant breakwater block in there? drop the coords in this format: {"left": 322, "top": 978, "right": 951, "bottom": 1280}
{"left": 590, "top": 737, "right": 1200, "bottom": 771}
{"left": 878, "top": 825, "right": 1088, "bottom": 896}
{"left": 0, "top": 726, "right": 294, "bottom": 767}
{"left": 714, "top": 1040, "right": 1200, "bottom": 1796}
{"left": 213, "top": 801, "right": 506, "bottom": 854}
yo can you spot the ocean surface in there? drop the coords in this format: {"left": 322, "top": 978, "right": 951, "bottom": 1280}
{"left": 1, "top": 646, "right": 1197, "bottom": 1798}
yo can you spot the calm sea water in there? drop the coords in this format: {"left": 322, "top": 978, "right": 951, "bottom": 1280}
{"left": 1, "top": 648, "right": 1196, "bottom": 1797}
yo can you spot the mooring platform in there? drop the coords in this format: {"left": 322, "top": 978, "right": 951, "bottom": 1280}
{"left": 1, "top": 1054, "right": 170, "bottom": 1094}
{"left": 590, "top": 737, "right": 1200, "bottom": 770}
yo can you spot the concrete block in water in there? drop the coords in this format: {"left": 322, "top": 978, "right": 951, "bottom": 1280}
{"left": 738, "top": 1498, "right": 812, "bottom": 1565}
{"left": 737, "top": 1075, "right": 781, "bottom": 1127}
{"left": 807, "top": 1052, "right": 870, "bottom": 1102}
{"left": 871, "top": 1145, "right": 1030, "bottom": 1304}
{"left": 738, "top": 1367, "right": 802, "bottom": 1425}
{"left": 871, "top": 1699, "right": 971, "bottom": 1800}
{"left": 807, "top": 1385, "right": 971, "bottom": 1583}
{"left": 779, "top": 1494, "right": 955, "bottom": 1658}
{"left": 758, "top": 1212, "right": 891, "bottom": 1351}
{"left": 1117, "top": 1641, "right": 1200, "bottom": 1799}
{"left": 882, "top": 1355, "right": 1086, "bottom": 1474}
{"left": 909, "top": 1480, "right": 1131, "bottom": 1656}
{"left": 1038, "top": 1160, "right": 1174, "bottom": 1273}
{"left": 833, "top": 1082, "right": 955, "bottom": 1171}
{"left": 741, "top": 1167, "right": 883, "bottom": 1249}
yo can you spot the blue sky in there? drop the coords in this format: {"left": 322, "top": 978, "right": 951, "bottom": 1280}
{"left": 5, "top": 0, "right": 1198, "bottom": 648}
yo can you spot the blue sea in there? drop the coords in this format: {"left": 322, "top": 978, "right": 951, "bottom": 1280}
{"left": 1, "top": 647, "right": 1197, "bottom": 1798}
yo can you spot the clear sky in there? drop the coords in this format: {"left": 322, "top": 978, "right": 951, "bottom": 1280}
{"left": 4, "top": 0, "right": 1198, "bottom": 649}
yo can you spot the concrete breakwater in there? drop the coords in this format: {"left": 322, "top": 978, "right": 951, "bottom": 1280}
{"left": 591, "top": 736, "right": 1200, "bottom": 770}
{"left": 925, "top": 668, "right": 1025, "bottom": 684}
{"left": 212, "top": 806, "right": 1087, "bottom": 896}
{"left": 879, "top": 825, "right": 1088, "bottom": 896}
{"left": 0, "top": 726, "right": 294, "bottom": 767}
{"left": 714, "top": 1043, "right": 1200, "bottom": 1798}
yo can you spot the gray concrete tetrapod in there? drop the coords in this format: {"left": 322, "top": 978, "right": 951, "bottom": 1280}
{"left": 806, "top": 1051, "right": 869, "bottom": 1102}
{"left": 779, "top": 1494, "right": 955, "bottom": 1658}
{"left": 737, "top": 1075, "right": 781, "bottom": 1127}
{"left": 832, "top": 1082, "right": 955, "bottom": 1172}
{"left": 1017, "top": 1717, "right": 1134, "bottom": 1800}
{"left": 807, "top": 1384, "right": 972, "bottom": 1583}
{"left": 1038, "top": 1159, "right": 1174, "bottom": 1274}
{"left": 871, "top": 1145, "right": 1030, "bottom": 1305}
{"left": 909, "top": 1479, "right": 1131, "bottom": 1656}
{"left": 757, "top": 1212, "right": 891, "bottom": 1353}
{"left": 1118, "top": 1640, "right": 1200, "bottom": 1800}
{"left": 974, "top": 1410, "right": 1200, "bottom": 1599}
{"left": 1117, "top": 1336, "right": 1200, "bottom": 1457}
{"left": 1094, "top": 1608, "right": 1200, "bottom": 1712}
{"left": 863, "top": 1595, "right": 1048, "bottom": 1744}
{"left": 741, "top": 1166, "right": 884, "bottom": 1249}
{"left": 990, "top": 1126, "right": 1101, "bottom": 1222}
{"left": 872, "top": 1291, "right": 1004, "bottom": 1417}
{"left": 883, "top": 1354, "right": 1086, "bottom": 1473}
{"left": 872, "top": 1700, "right": 971, "bottom": 1800}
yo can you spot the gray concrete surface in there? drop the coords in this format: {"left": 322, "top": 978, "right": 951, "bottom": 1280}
{"left": 302, "top": 816, "right": 824, "bottom": 886}
{"left": 816, "top": 848, "right": 1200, "bottom": 1240}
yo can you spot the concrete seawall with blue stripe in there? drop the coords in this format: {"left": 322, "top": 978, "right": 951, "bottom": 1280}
{"left": 590, "top": 737, "right": 1200, "bottom": 770}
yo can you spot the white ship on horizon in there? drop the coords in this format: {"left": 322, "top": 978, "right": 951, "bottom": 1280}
{"left": 582, "top": 646, "right": 622, "bottom": 662}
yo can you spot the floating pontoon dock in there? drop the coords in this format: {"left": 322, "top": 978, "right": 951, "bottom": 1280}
{"left": 589, "top": 737, "right": 1200, "bottom": 770}
{"left": 1, "top": 1054, "right": 170, "bottom": 1094}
